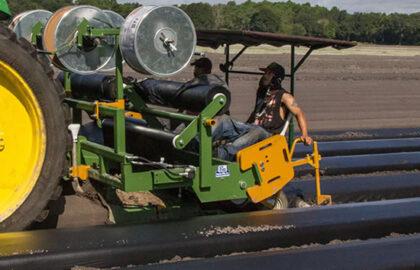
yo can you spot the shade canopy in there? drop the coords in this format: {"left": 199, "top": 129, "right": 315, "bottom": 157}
{"left": 197, "top": 30, "right": 356, "bottom": 50}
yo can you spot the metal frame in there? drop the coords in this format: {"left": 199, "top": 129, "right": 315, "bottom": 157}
{"left": 221, "top": 44, "right": 315, "bottom": 147}
{"left": 28, "top": 20, "right": 329, "bottom": 215}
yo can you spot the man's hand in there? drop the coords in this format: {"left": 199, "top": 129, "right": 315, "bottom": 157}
{"left": 300, "top": 135, "right": 313, "bottom": 145}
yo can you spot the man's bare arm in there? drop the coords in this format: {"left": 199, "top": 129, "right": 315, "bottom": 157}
{"left": 281, "top": 93, "right": 313, "bottom": 145}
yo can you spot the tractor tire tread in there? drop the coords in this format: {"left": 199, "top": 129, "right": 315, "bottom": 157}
{"left": 0, "top": 26, "right": 71, "bottom": 231}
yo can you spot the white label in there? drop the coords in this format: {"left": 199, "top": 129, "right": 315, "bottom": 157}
{"left": 215, "top": 165, "right": 230, "bottom": 178}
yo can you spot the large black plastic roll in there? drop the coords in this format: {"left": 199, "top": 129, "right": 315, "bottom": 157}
{"left": 135, "top": 75, "right": 231, "bottom": 114}
{"left": 57, "top": 72, "right": 116, "bottom": 101}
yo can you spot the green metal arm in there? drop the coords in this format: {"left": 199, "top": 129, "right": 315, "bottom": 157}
{"left": 172, "top": 94, "right": 227, "bottom": 150}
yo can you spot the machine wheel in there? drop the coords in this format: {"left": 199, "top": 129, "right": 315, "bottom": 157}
{"left": 262, "top": 191, "right": 289, "bottom": 210}
{"left": 0, "top": 26, "right": 69, "bottom": 231}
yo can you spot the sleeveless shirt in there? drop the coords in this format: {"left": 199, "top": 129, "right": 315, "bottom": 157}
{"left": 253, "top": 88, "right": 287, "bottom": 133}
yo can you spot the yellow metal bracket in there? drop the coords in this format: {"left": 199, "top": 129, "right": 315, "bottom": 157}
{"left": 125, "top": 111, "right": 143, "bottom": 119}
{"left": 237, "top": 135, "right": 295, "bottom": 203}
{"left": 290, "top": 139, "right": 331, "bottom": 205}
{"left": 69, "top": 165, "right": 91, "bottom": 181}
{"left": 237, "top": 136, "right": 331, "bottom": 205}
{"left": 94, "top": 99, "right": 125, "bottom": 120}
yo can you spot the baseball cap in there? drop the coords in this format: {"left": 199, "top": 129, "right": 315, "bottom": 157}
{"left": 259, "top": 62, "right": 285, "bottom": 80}
{"left": 191, "top": 57, "right": 212, "bottom": 71}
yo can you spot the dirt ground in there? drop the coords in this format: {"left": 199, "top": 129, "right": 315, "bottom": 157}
{"left": 128, "top": 46, "right": 420, "bottom": 132}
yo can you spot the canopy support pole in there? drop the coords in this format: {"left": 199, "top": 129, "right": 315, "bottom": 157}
{"left": 288, "top": 45, "right": 296, "bottom": 147}
{"left": 224, "top": 45, "right": 230, "bottom": 85}
{"left": 223, "top": 45, "right": 250, "bottom": 85}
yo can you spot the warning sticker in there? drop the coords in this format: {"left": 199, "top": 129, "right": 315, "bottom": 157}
{"left": 215, "top": 165, "right": 230, "bottom": 178}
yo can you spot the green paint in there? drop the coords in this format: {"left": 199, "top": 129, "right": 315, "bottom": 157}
{"left": 59, "top": 19, "right": 271, "bottom": 221}
{"left": 0, "top": 0, "right": 11, "bottom": 19}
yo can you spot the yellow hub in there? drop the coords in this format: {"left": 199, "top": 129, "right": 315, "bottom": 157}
{"left": 0, "top": 60, "right": 46, "bottom": 222}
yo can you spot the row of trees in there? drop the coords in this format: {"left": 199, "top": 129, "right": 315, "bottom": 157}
{"left": 180, "top": 1, "right": 420, "bottom": 45}
{"left": 7, "top": 0, "right": 420, "bottom": 45}
{"left": 8, "top": 0, "right": 140, "bottom": 18}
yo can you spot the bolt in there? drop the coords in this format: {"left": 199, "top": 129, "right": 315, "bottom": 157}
{"left": 178, "top": 139, "right": 184, "bottom": 146}
{"left": 219, "top": 98, "right": 225, "bottom": 104}
{"left": 239, "top": 181, "right": 247, "bottom": 190}
{"left": 260, "top": 161, "right": 265, "bottom": 172}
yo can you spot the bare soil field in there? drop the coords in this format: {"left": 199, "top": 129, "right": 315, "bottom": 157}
{"left": 128, "top": 44, "right": 420, "bottom": 132}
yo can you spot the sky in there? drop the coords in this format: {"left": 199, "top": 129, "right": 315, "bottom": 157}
{"left": 117, "top": 0, "right": 420, "bottom": 14}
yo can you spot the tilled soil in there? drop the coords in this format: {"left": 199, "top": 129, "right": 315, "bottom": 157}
{"left": 127, "top": 50, "right": 420, "bottom": 132}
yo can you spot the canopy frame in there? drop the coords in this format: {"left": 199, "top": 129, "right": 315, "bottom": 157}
{"left": 196, "top": 30, "right": 356, "bottom": 146}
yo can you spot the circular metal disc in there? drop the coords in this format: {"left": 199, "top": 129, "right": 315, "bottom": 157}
{"left": 43, "top": 6, "right": 116, "bottom": 75}
{"left": 9, "top": 10, "right": 52, "bottom": 42}
{"left": 103, "top": 10, "right": 125, "bottom": 28}
{"left": 100, "top": 10, "right": 125, "bottom": 72}
{"left": 120, "top": 6, "right": 196, "bottom": 77}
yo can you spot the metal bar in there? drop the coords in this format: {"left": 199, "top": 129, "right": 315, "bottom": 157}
{"left": 224, "top": 44, "right": 230, "bottom": 85}
{"left": 3, "top": 198, "right": 420, "bottom": 269}
{"left": 115, "top": 44, "right": 124, "bottom": 100}
{"left": 63, "top": 71, "right": 71, "bottom": 92}
{"left": 198, "top": 115, "right": 213, "bottom": 189}
{"left": 125, "top": 88, "right": 163, "bottom": 129}
{"left": 80, "top": 140, "right": 126, "bottom": 162}
{"left": 141, "top": 107, "right": 196, "bottom": 122}
{"left": 113, "top": 44, "right": 126, "bottom": 154}
{"left": 227, "top": 70, "right": 292, "bottom": 77}
{"left": 173, "top": 94, "right": 227, "bottom": 149}
{"left": 288, "top": 45, "right": 296, "bottom": 148}
{"left": 227, "top": 70, "right": 264, "bottom": 75}
{"left": 90, "top": 28, "right": 120, "bottom": 36}
{"left": 229, "top": 46, "right": 248, "bottom": 64}
{"left": 293, "top": 47, "right": 314, "bottom": 73}
{"left": 88, "top": 168, "right": 124, "bottom": 189}
{"left": 65, "top": 98, "right": 117, "bottom": 117}
{"left": 149, "top": 235, "right": 420, "bottom": 270}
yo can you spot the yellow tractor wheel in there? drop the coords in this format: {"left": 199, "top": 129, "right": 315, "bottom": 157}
{"left": 0, "top": 26, "right": 68, "bottom": 231}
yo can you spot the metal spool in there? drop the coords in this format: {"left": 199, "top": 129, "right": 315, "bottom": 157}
{"left": 9, "top": 10, "right": 52, "bottom": 43}
{"left": 100, "top": 10, "right": 126, "bottom": 72}
{"left": 103, "top": 10, "right": 125, "bottom": 29}
{"left": 43, "top": 6, "right": 116, "bottom": 75}
{"left": 120, "top": 6, "right": 196, "bottom": 77}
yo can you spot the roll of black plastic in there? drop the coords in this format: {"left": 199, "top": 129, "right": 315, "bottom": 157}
{"left": 57, "top": 72, "right": 116, "bottom": 101}
{"left": 135, "top": 77, "right": 231, "bottom": 114}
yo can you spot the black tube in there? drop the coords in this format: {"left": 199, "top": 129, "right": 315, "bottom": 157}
{"left": 102, "top": 119, "right": 178, "bottom": 163}
{"left": 143, "top": 234, "right": 420, "bottom": 270}
{"left": 2, "top": 198, "right": 420, "bottom": 269}
{"left": 135, "top": 78, "right": 231, "bottom": 114}
{"left": 286, "top": 171, "right": 420, "bottom": 203}
{"left": 57, "top": 72, "right": 116, "bottom": 101}
{"left": 309, "top": 128, "right": 420, "bottom": 142}
{"left": 294, "top": 137, "right": 420, "bottom": 158}
{"left": 296, "top": 151, "right": 420, "bottom": 177}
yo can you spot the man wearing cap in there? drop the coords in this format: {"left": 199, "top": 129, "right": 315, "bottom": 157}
{"left": 247, "top": 62, "right": 313, "bottom": 145}
{"left": 171, "top": 57, "right": 227, "bottom": 134}
{"left": 187, "top": 57, "right": 227, "bottom": 90}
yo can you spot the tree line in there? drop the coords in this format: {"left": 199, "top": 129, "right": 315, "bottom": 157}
{"left": 7, "top": 0, "right": 420, "bottom": 45}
